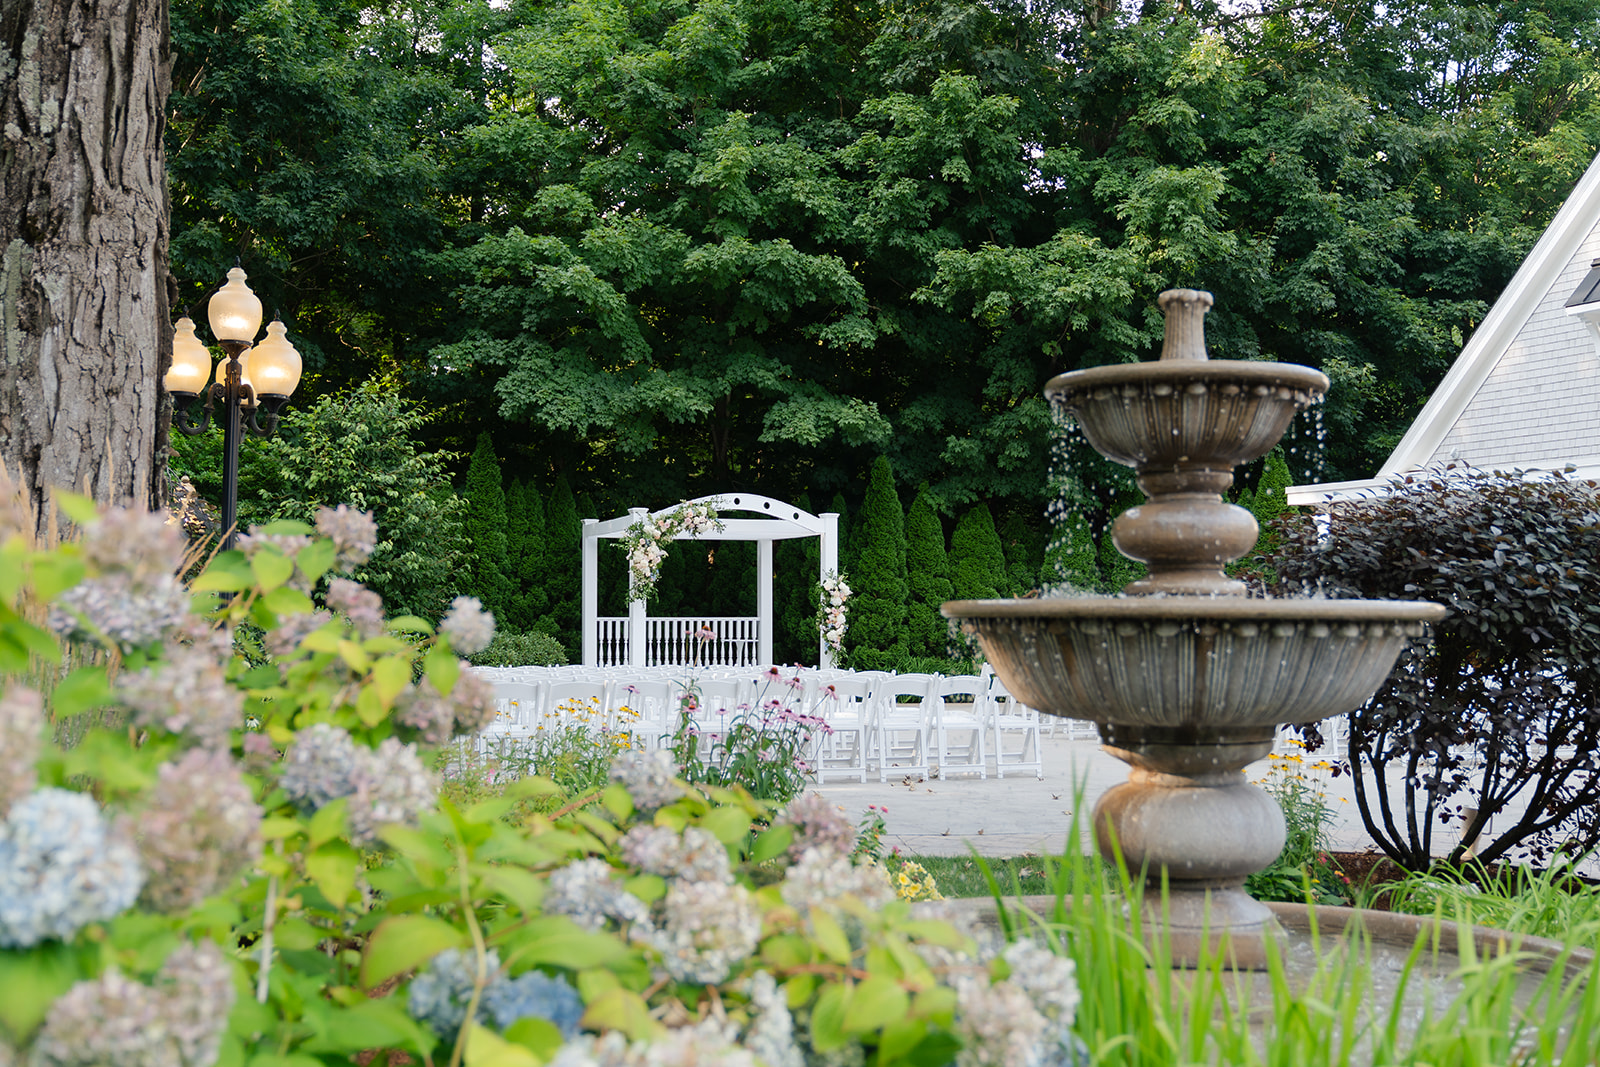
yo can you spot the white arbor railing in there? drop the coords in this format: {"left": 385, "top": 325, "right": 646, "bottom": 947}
{"left": 593, "top": 616, "right": 760, "bottom": 668}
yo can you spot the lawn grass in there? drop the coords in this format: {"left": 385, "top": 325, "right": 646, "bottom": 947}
{"left": 897, "top": 851, "right": 1104, "bottom": 898}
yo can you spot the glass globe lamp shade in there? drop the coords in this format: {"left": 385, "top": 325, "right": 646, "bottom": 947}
{"left": 207, "top": 266, "right": 263, "bottom": 343}
{"left": 249, "top": 320, "right": 302, "bottom": 398}
{"left": 164, "top": 316, "right": 211, "bottom": 394}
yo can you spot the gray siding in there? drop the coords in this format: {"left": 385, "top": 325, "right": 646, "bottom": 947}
{"left": 1432, "top": 226, "right": 1600, "bottom": 469}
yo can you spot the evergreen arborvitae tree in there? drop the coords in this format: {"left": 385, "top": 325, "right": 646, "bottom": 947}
{"left": 998, "top": 510, "right": 1044, "bottom": 597}
{"left": 830, "top": 492, "right": 853, "bottom": 576}
{"left": 949, "top": 503, "right": 1008, "bottom": 601}
{"left": 1097, "top": 529, "right": 1146, "bottom": 593}
{"left": 1042, "top": 508, "right": 1100, "bottom": 592}
{"left": 844, "top": 458, "right": 908, "bottom": 671}
{"left": 505, "top": 480, "right": 550, "bottom": 630}
{"left": 904, "top": 485, "right": 953, "bottom": 660}
{"left": 777, "top": 493, "right": 820, "bottom": 666}
{"left": 545, "top": 475, "right": 583, "bottom": 652}
{"left": 463, "top": 433, "right": 513, "bottom": 621}
{"left": 504, "top": 479, "right": 531, "bottom": 629}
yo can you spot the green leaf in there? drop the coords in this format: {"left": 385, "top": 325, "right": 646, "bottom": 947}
{"left": 301, "top": 998, "right": 435, "bottom": 1055}
{"left": 810, "top": 908, "right": 853, "bottom": 966}
{"left": 496, "top": 915, "right": 629, "bottom": 971}
{"left": 877, "top": 1017, "right": 928, "bottom": 1061}
{"left": 474, "top": 864, "right": 546, "bottom": 914}
{"left": 0, "top": 941, "right": 88, "bottom": 1043}
{"left": 465, "top": 1024, "right": 542, "bottom": 1067}
{"left": 50, "top": 667, "right": 113, "bottom": 718}
{"left": 4, "top": 618, "right": 60, "bottom": 665}
{"left": 580, "top": 988, "right": 661, "bottom": 1042}
{"left": 504, "top": 1016, "right": 565, "bottom": 1059}
{"left": 306, "top": 839, "right": 360, "bottom": 909}
{"left": 308, "top": 797, "right": 349, "bottom": 849}
{"left": 54, "top": 490, "right": 98, "bottom": 525}
{"left": 360, "top": 916, "right": 469, "bottom": 988}
{"left": 388, "top": 615, "right": 435, "bottom": 635}
{"left": 701, "top": 805, "right": 751, "bottom": 846}
{"left": 192, "top": 555, "right": 253, "bottom": 593}
{"left": 25, "top": 554, "right": 85, "bottom": 601}
{"left": 338, "top": 639, "right": 371, "bottom": 674}
{"left": 750, "top": 823, "right": 794, "bottom": 863}
{"left": 843, "top": 974, "right": 909, "bottom": 1033}
{"left": 297, "top": 538, "right": 339, "bottom": 586}
{"left": 356, "top": 685, "right": 386, "bottom": 726}
{"left": 261, "top": 586, "right": 314, "bottom": 616}
{"left": 425, "top": 642, "right": 461, "bottom": 695}
{"left": 372, "top": 655, "right": 412, "bottom": 707}
{"left": 601, "top": 782, "right": 634, "bottom": 820}
{"left": 250, "top": 550, "right": 295, "bottom": 592}
{"left": 809, "top": 982, "right": 850, "bottom": 1053}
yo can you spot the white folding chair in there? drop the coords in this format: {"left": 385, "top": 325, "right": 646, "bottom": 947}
{"left": 537, "top": 679, "right": 612, "bottom": 740}
{"left": 872, "top": 673, "right": 938, "bottom": 781}
{"left": 809, "top": 672, "right": 884, "bottom": 783}
{"left": 987, "top": 675, "right": 1043, "bottom": 779}
{"left": 933, "top": 675, "right": 989, "bottom": 779}
{"left": 609, "top": 677, "right": 679, "bottom": 751}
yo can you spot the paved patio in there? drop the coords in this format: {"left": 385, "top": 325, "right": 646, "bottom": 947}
{"left": 811, "top": 733, "right": 1457, "bottom": 860}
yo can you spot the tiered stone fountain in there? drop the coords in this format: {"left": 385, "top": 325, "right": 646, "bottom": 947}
{"left": 944, "top": 289, "right": 1446, "bottom": 961}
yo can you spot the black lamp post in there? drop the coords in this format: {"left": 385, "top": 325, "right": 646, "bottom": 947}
{"left": 164, "top": 267, "right": 302, "bottom": 551}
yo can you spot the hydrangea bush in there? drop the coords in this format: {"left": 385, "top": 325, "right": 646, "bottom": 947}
{"left": 0, "top": 488, "right": 1087, "bottom": 1067}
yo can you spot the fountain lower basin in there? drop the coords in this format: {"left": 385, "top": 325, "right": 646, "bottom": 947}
{"left": 942, "top": 596, "right": 1446, "bottom": 963}
{"left": 942, "top": 597, "right": 1444, "bottom": 730}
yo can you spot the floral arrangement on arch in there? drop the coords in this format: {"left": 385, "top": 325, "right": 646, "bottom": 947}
{"left": 620, "top": 499, "right": 722, "bottom": 603}
{"left": 817, "top": 569, "right": 851, "bottom": 662}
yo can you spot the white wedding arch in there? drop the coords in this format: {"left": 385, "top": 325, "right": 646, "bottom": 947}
{"left": 580, "top": 494, "right": 840, "bottom": 668}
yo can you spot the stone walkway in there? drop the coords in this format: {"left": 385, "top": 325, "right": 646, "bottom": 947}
{"left": 811, "top": 733, "right": 1440, "bottom": 859}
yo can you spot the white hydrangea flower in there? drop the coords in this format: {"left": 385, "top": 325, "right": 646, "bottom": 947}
{"left": 641, "top": 879, "right": 762, "bottom": 985}
{"left": 544, "top": 859, "right": 650, "bottom": 931}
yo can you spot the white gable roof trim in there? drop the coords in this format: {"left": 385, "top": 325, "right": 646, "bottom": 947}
{"left": 1288, "top": 150, "right": 1600, "bottom": 507}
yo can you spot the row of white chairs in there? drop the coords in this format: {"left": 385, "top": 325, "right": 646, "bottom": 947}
{"left": 471, "top": 665, "right": 1062, "bottom": 781}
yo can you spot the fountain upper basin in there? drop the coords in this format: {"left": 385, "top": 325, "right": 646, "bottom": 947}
{"left": 943, "top": 597, "right": 1446, "bottom": 730}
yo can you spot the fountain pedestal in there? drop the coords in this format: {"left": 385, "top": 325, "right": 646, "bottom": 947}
{"left": 943, "top": 289, "right": 1446, "bottom": 964}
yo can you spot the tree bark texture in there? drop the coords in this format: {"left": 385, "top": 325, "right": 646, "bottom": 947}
{"left": 0, "top": 0, "right": 170, "bottom": 526}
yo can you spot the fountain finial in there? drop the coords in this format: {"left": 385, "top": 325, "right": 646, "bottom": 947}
{"left": 1158, "top": 288, "right": 1213, "bottom": 361}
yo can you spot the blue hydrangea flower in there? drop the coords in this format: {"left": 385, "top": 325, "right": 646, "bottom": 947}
{"left": 408, "top": 947, "right": 493, "bottom": 1040}
{"left": 0, "top": 789, "right": 143, "bottom": 948}
{"left": 482, "top": 971, "right": 584, "bottom": 1038}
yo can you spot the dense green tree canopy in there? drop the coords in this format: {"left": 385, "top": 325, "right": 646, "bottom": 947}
{"left": 166, "top": 0, "right": 1600, "bottom": 532}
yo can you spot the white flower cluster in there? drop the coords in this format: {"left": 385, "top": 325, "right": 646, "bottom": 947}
{"left": 778, "top": 793, "right": 856, "bottom": 860}
{"left": 620, "top": 501, "right": 721, "bottom": 604}
{"left": 642, "top": 878, "right": 763, "bottom": 985}
{"left": 543, "top": 859, "right": 651, "bottom": 931}
{"left": 135, "top": 749, "right": 263, "bottom": 914}
{"left": 326, "top": 578, "right": 385, "bottom": 639}
{"left": 550, "top": 1017, "right": 757, "bottom": 1067}
{"left": 778, "top": 847, "right": 893, "bottom": 913}
{"left": 609, "top": 751, "right": 685, "bottom": 813}
{"left": 117, "top": 629, "right": 243, "bottom": 750}
{"left": 440, "top": 595, "right": 496, "bottom": 655}
{"left": 264, "top": 609, "right": 335, "bottom": 658}
{"left": 396, "top": 669, "right": 498, "bottom": 746}
{"left": 0, "top": 685, "right": 42, "bottom": 817}
{"left": 31, "top": 940, "right": 235, "bottom": 1067}
{"left": 816, "top": 571, "right": 851, "bottom": 661}
{"left": 0, "top": 788, "right": 142, "bottom": 948}
{"left": 618, "top": 826, "right": 730, "bottom": 885}
{"left": 314, "top": 505, "right": 377, "bottom": 568}
{"left": 49, "top": 509, "right": 190, "bottom": 653}
{"left": 279, "top": 724, "right": 436, "bottom": 847}
{"left": 951, "top": 941, "right": 1083, "bottom": 1067}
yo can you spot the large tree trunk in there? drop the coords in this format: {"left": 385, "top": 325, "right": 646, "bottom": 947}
{"left": 0, "top": 0, "right": 171, "bottom": 528}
